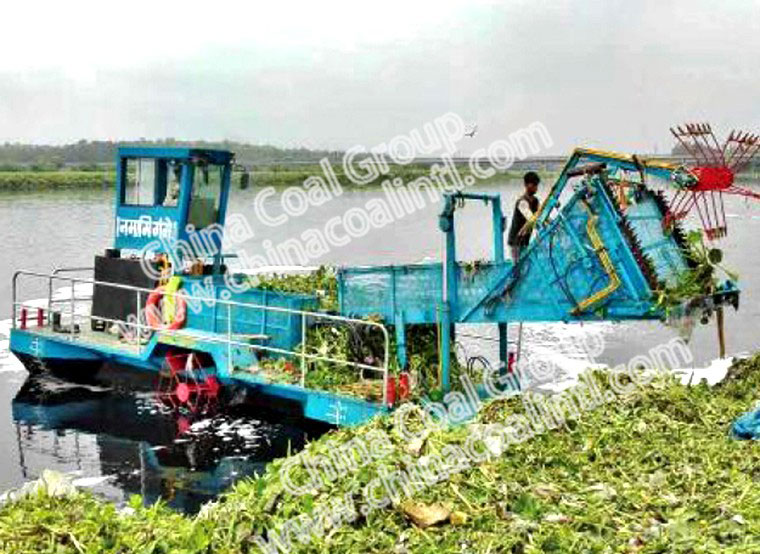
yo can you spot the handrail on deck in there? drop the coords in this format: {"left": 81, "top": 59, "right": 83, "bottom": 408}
{"left": 47, "top": 267, "right": 94, "bottom": 313}
{"left": 12, "top": 269, "right": 391, "bottom": 405}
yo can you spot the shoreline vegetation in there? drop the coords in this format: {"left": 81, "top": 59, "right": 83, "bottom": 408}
{"left": 0, "top": 140, "right": 541, "bottom": 191}
{"left": 0, "top": 166, "right": 757, "bottom": 192}
{"left": 1, "top": 139, "right": 758, "bottom": 192}
{"left": 2, "top": 354, "right": 760, "bottom": 553}
{"left": 0, "top": 170, "right": 116, "bottom": 190}
{"left": 0, "top": 166, "right": 549, "bottom": 191}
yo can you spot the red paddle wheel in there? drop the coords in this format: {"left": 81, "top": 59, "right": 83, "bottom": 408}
{"left": 666, "top": 123, "right": 760, "bottom": 239}
{"left": 156, "top": 351, "right": 221, "bottom": 414}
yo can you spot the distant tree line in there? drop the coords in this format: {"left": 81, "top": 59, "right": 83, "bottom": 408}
{"left": 0, "top": 139, "right": 342, "bottom": 170}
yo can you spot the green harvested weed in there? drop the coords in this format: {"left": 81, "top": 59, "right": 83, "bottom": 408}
{"left": 254, "top": 266, "right": 339, "bottom": 312}
{"left": 4, "top": 355, "right": 760, "bottom": 553}
{"left": 654, "top": 229, "right": 738, "bottom": 319}
{"left": 252, "top": 267, "right": 463, "bottom": 399}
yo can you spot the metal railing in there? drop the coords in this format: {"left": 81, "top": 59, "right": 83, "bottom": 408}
{"left": 12, "top": 269, "right": 391, "bottom": 404}
{"left": 47, "top": 267, "right": 94, "bottom": 323}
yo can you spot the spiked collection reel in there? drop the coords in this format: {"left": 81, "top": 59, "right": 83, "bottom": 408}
{"left": 667, "top": 123, "right": 760, "bottom": 239}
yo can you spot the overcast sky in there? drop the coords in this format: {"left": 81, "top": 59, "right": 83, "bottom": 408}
{"left": 1, "top": 0, "right": 758, "bottom": 154}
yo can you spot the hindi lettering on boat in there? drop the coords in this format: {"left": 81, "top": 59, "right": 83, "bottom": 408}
{"left": 125, "top": 218, "right": 141, "bottom": 237}
{"left": 138, "top": 215, "right": 152, "bottom": 237}
{"left": 156, "top": 217, "right": 175, "bottom": 239}
{"left": 116, "top": 215, "right": 176, "bottom": 239}
{"left": 116, "top": 217, "right": 129, "bottom": 235}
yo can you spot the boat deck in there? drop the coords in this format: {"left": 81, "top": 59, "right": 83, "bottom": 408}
{"left": 24, "top": 324, "right": 384, "bottom": 402}
{"left": 27, "top": 323, "right": 143, "bottom": 356}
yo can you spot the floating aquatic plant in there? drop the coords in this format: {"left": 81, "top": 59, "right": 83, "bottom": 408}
{"left": 3, "top": 355, "right": 760, "bottom": 553}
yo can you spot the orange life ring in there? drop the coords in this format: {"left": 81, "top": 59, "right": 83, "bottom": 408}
{"left": 145, "top": 286, "right": 187, "bottom": 330}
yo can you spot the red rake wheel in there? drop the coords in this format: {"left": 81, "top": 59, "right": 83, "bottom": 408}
{"left": 176, "top": 382, "right": 192, "bottom": 404}
{"left": 204, "top": 376, "right": 221, "bottom": 401}
{"left": 664, "top": 188, "right": 729, "bottom": 240}
{"left": 156, "top": 369, "right": 182, "bottom": 409}
{"left": 155, "top": 351, "right": 222, "bottom": 415}
{"left": 156, "top": 351, "right": 186, "bottom": 409}
{"left": 666, "top": 123, "right": 760, "bottom": 240}
{"left": 197, "top": 376, "right": 221, "bottom": 413}
{"left": 176, "top": 415, "right": 191, "bottom": 436}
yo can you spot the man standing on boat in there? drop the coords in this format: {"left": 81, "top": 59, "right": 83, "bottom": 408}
{"left": 507, "top": 171, "right": 541, "bottom": 262}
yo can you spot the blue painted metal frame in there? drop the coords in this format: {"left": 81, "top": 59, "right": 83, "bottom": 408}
{"left": 9, "top": 329, "right": 387, "bottom": 427}
{"left": 338, "top": 151, "right": 738, "bottom": 393}
{"left": 11, "top": 143, "right": 390, "bottom": 427}
{"left": 114, "top": 146, "right": 234, "bottom": 269}
{"left": 9, "top": 146, "right": 740, "bottom": 427}
{"left": 534, "top": 148, "right": 677, "bottom": 231}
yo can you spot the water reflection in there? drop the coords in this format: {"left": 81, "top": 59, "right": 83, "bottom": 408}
{"left": 11, "top": 371, "right": 328, "bottom": 513}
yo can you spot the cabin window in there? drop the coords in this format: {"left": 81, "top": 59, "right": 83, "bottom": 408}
{"left": 188, "top": 162, "right": 223, "bottom": 229}
{"left": 124, "top": 159, "right": 157, "bottom": 206}
{"left": 162, "top": 160, "right": 183, "bottom": 207}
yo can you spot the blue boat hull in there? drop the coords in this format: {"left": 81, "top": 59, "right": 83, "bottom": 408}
{"left": 10, "top": 329, "right": 388, "bottom": 427}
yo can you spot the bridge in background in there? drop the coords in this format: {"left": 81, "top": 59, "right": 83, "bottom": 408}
{"left": 241, "top": 154, "right": 756, "bottom": 172}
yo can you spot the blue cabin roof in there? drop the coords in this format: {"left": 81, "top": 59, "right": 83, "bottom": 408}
{"left": 113, "top": 145, "right": 234, "bottom": 264}
{"left": 117, "top": 146, "right": 234, "bottom": 165}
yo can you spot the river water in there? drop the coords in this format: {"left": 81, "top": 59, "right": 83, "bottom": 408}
{"left": 1, "top": 178, "right": 759, "bottom": 511}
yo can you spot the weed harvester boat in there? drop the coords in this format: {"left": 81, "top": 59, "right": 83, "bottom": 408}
{"left": 338, "top": 123, "right": 759, "bottom": 392}
{"left": 9, "top": 127, "right": 758, "bottom": 426}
